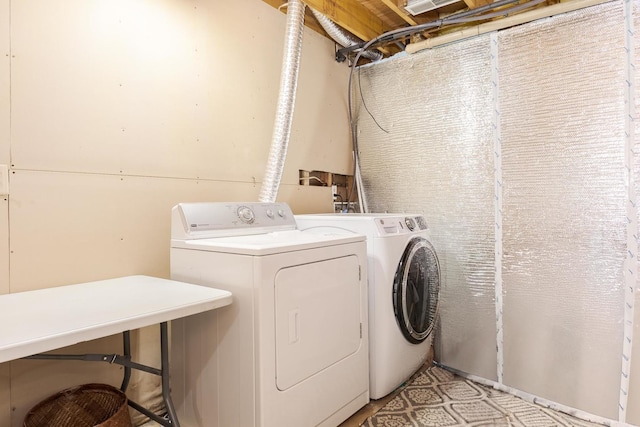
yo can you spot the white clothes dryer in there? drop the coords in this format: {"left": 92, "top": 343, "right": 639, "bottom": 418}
{"left": 170, "top": 202, "right": 369, "bottom": 427}
{"left": 295, "top": 214, "right": 440, "bottom": 400}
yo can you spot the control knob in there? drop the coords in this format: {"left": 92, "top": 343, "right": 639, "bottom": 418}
{"left": 404, "top": 217, "right": 416, "bottom": 231}
{"left": 237, "top": 206, "right": 256, "bottom": 224}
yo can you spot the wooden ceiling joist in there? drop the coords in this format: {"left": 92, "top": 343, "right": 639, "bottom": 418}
{"left": 264, "top": 0, "right": 564, "bottom": 61}
{"left": 298, "top": 0, "right": 393, "bottom": 43}
{"left": 462, "top": 0, "right": 493, "bottom": 9}
{"left": 380, "top": 0, "right": 419, "bottom": 25}
{"left": 265, "top": 0, "right": 396, "bottom": 56}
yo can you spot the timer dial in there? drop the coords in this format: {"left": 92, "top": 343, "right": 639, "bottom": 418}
{"left": 237, "top": 206, "right": 256, "bottom": 224}
{"left": 404, "top": 217, "right": 416, "bottom": 231}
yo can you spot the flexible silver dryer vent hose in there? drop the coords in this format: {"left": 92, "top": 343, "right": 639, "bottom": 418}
{"left": 309, "top": 8, "right": 383, "bottom": 62}
{"left": 258, "top": 0, "right": 306, "bottom": 203}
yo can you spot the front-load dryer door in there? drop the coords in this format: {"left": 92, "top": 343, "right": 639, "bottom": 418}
{"left": 275, "top": 255, "right": 362, "bottom": 391}
{"left": 393, "top": 237, "right": 440, "bottom": 344}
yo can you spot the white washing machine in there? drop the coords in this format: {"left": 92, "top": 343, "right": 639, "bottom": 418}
{"left": 295, "top": 214, "right": 440, "bottom": 400}
{"left": 170, "top": 202, "right": 369, "bottom": 427}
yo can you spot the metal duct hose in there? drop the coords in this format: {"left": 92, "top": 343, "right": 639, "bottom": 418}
{"left": 309, "top": 8, "right": 383, "bottom": 62}
{"left": 258, "top": 0, "right": 306, "bottom": 203}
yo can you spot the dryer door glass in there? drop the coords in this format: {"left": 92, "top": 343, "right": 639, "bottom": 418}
{"left": 393, "top": 237, "right": 440, "bottom": 344}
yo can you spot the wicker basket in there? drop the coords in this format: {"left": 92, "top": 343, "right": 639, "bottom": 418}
{"left": 23, "top": 383, "right": 132, "bottom": 427}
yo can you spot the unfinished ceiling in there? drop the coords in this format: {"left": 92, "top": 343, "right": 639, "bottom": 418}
{"left": 263, "top": 0, "right": 566, "bottom": 60}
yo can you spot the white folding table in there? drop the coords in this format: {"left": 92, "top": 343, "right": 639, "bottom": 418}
{"left": 0, "top": 275, "right": 233, "bottom": 427}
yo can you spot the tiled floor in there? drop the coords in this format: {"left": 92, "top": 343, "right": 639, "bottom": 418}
{"left": 338, "top": 349, "right": 436, "bottom": 427}
{"left": 338, "top": 386, "right": 404, "bottom": 427}
{"left": 345, "top": 365, "right": 605, "bottom": 427}
{"left": 143, "top": 361, "right": 606, "bottom": 427}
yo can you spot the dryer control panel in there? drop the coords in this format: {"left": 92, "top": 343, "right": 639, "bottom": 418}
{"left": 171, "top": 202, "right": 296, "bottom": 240}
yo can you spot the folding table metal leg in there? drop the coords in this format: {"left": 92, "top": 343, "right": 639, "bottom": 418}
{"left": 160, "top": 322, "right": 180, "bottom": 427}
{"left": 120, "top": 330, "right": 131, "bottom": 392}
{"left": 23, "top": 324, "right": 180, "bottom": 427}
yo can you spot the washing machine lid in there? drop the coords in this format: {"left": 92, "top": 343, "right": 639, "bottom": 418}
{"left": 171, "top": 229, "right": 364, "bottom": 255}
{"left": 393, "top": 236, "right": 440, "bottom": 344}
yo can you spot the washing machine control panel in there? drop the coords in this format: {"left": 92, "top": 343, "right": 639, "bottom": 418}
{"left": 376, "top": 215, "right": 428, "bottom": 235}
{"left": 172, "top": 202, "right": 296, "bottom": 239}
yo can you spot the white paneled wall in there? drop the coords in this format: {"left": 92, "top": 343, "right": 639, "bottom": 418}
{"left": 0, "top": 0, "right": 8, "bottom": 294}
{"left": 8, "top": 171, "right": 256, "bottom": 292}
{"left": 9, "top": 0, "right": 350, "bottom": 182}
{"left": 0, "top": 0, "right": 7, "bottom": 168}
{"left": 1, "top": 0, "right": 10, "bottom": 423}
{"left": 0, "top": 0, "right": 351, "bottom": 425}
{"left": 8, "top": 172, "right": 330, "bottom": 293}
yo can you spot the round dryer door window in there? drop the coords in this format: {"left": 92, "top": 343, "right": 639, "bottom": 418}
{"left": 393, "top": 237, "right": 440, "bottom": 344}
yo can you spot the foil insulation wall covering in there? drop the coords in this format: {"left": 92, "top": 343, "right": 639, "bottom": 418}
{"left": 355, "top": 0, "right": 633, "bottom": 421}
{"left": 627, "top": 0, "right": 640, "bottom": 424}
{"left": 498, "top": 2, "right": 625, "bottom": 420}
{"left": 355, "top": 35, "right": 499, "bottom": 382}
